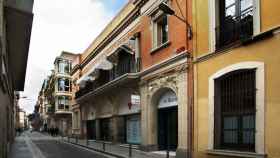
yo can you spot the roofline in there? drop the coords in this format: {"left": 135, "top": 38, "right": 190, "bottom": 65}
{"left": 80, "top": 6, "right": 140, "bottom": 69}
{"left": 82, "top": 1, "right": 132, "bottom": 55}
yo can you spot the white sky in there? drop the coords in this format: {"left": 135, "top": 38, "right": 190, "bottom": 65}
{"left": 19, "top": 0, "right": 128, "bottom": 114}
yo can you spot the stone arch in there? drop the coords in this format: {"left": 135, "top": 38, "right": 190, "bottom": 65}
{"left": 148, "top": 87, "right": 178, "bottom": 150}
{"left": 150, "top": 86, "right": 178, "bottom": 109}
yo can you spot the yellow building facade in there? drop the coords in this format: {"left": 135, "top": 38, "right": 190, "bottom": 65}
{"left": 192, "top": 0, "right": 280, "bottom": 157}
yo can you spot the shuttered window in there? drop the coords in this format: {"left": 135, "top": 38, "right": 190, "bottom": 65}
{"left": 214, "top": 69, "right": 256, "bottom": 151}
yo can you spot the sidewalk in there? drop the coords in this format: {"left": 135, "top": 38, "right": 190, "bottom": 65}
{"left": 61, "top": 137, "right": 176, "bottom": 158}
{"left": 9, "top": 132, "right": 46, "bottom": 158}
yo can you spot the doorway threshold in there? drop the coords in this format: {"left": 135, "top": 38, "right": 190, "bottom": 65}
{"left": 151, "top": 151, "right": 176, "bottom": 156}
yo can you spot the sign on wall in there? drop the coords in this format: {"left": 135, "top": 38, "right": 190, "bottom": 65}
{"left": 158, "top": 91, "right": 178, "bottom": 109}
{"left": 131, "top": 95, "right": 140, "bottom": 105}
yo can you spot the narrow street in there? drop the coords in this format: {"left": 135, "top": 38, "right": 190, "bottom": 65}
{"left": 9, "top": 131, "right": 112, "bottom": 158}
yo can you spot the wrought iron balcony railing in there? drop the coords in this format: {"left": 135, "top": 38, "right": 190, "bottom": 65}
{"left": 47, "top": 106, "right": 55, "bottom": 114}
{"left": 75, "top": 58, "right": 136, "bottom": 99}
{"left": 56, "top": 104, "right": 71, "bottom": 113}
{"left": 216, "top": 7, "right": 253, "bottom": 50}
{"left": 109, "top": 58, "right": 136, "bottom": 81}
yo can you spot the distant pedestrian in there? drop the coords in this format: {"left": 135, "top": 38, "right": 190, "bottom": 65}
{"left": 50, "top": 127, "right": 54, "bottom": 136}
{"left": 55, "top": 127, "right": 59, "bottom": 136}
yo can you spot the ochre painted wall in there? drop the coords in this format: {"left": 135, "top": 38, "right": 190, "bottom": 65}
{"left": 193, "top": 0, "right": 280, "bottom": 58}
{"left": 261, "top": 0, "right": 280, "bottom": 31}
{"left": 194, "top": 34, "right": 280, "bottom": 157}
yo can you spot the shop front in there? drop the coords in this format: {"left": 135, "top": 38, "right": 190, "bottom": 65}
{"left": 126, "top": 114, "right": 141, "bottom": 144}
{"left": 100, "top": 117, "right": 113, "bottom": 141}
{"left": 117, "top": 93, "right": 141, "bottom": 145}
{"left": 86, "top": 120, "right": 96, "bottom": 140}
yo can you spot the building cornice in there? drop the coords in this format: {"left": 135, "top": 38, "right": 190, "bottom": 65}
{"left": 140, "top": 51, "right": 189, "bottom": 78}
{"left": 194, "top": 26, "right": 279, "bottom": 64}
{"left": 80, "top": 8, "right": 140, "bottom": 69}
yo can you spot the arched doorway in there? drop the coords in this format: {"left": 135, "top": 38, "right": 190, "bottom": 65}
{"left": 157, "top": 89, "right": 178, "bottom": 151}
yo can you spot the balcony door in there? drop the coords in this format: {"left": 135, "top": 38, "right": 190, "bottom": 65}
{"left": 216, "top": 0, "right": 253, "bottom": 48}
{"left": 110, "top": 50, "right": 135, "bottom": 80}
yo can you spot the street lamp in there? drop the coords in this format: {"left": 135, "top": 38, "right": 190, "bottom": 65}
{"left": 159, "top": 2, "right": 193, "bottom": 40}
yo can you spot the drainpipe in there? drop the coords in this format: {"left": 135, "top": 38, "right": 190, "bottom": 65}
{"left": 134, "top": 32, "right": 141, "bottom": 72}
{"left": 186, "top": 0, "right": 194, "bottom": 157}
{"left": 79, "top": 106, "right": 84, "bottom": 138}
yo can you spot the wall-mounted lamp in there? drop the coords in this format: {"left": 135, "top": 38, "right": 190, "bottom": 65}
{"left": 159, "top": 2, "right": 193, "bottom": 40}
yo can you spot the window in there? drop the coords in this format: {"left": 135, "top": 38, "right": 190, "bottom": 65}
{"left": 214, "top": 69, "right": 256, "bottom": 151}
{"left": 57, "top": 96, "right": 70, "bottom": 110}
{"left": 214, "top": 0, "right": 254, "bottom": 49}
{"left": 152, "top": 14, "right": 169, "bottom": 48}
{"left": 57, "top": 78, "right": 71, "bottom": 92}
{"left": 57, "top": 59, "right": 71, "bottom": 74}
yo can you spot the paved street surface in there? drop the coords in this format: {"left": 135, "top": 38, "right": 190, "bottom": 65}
{"left": 64, "top": 137, "right": 176, "bottom": 158}
{"left": 9, "top": 131, "right": 113, "bottom": 158}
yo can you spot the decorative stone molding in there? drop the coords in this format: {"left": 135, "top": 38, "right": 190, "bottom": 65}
{"left": 208, "top": 61, "right": 265, "bottom": 154}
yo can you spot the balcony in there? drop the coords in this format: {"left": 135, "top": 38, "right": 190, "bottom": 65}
{"left": 55, "top": 77, "right": 72, "bottom": 96}
{"left": 6, "top": 0, "right": 34, "bottom": 13}
{"left": 216, "top": 7, "right": 253, "bottom": 50}
{"left": 46, "top": 105, "right": 55, "bottom": 114}
{"left": 75, "top": 58, "right": 138, "bottom": 100}
{"left": 109, "top": 58, "right": 137, "bottom": 81}
{"left": 5, "top": 0, "right": 34, "bottom": 91}
{"left": 55, "top": 104, "right": 71, "bottom": 114}
{"left": 55, "top": 91, "right": 72, "bottom": 97}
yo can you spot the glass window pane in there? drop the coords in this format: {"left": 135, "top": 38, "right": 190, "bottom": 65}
{"left": 65, "top": 62, "right": 70, "bottom": 74}
{"left": 162, "top": 15, "right": 168, "bottom": 43}
{"left": 223, "top": 116, "right": 238, "bottom": 130}
{"left": 58, "top": 61, "right": 64, "bottom": 73}
{"left": 58, "top": 79, "right": 65, "bottom": 91}
{"left": 226, "top": 0, "right": 236, "bottom": 7}
{"left": 241, "top": 0, "right": 253, "bottom": 12}
{"left": 242, "top": 115, "right": 255, "bottom": 129}
{"left": 224, "top": 131, "right": 238, "bottom": 143}
{"left": 242, "top": 131, "right": 254, "bottom": 144}
{"left": 65, "top": 79, "right": 70, "bottom": 91}
{"left": 226, "top": 5, "right": 236, "bottom": 17}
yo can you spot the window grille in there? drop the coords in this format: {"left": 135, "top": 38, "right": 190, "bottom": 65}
{"left": 214, "top": 69, "right": 256, "bottom": 151}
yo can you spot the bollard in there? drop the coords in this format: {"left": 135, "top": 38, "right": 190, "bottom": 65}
{"left": 86, "top": 138, "right": 89, "bottom": 146}
{"left": 103, "top": 141, "right": 106, "bottom": 151}
{"left": 68, "top": 136, "right": 70, "bottom": 142}
{"left": 103, "top": 136, "right": 106, "bottom": 151}
{"left": 76, "top": 136, "right": 78, "bottom": 143}
{"left": 129, "top": 144, "right": 132, "bottom": 157}
{"left": 166, "top": 116, "right": 170, "bottom": 158}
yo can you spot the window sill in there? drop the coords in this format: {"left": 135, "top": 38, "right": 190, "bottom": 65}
{"left": 207, "top": 149, "right": 266, "bottom": 158}
{"left": 203, "top": 30, "right": 275, "bottom": 62}
{"left": 150, "top": 41, "right": 171, "bottom": 54}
